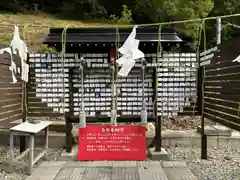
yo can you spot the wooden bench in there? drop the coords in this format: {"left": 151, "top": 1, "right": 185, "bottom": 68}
{"left": 9, "top": 121, "right": 52, "bottom": 175}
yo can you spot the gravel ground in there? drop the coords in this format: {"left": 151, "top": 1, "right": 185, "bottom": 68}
{"left": 0, "top": 146, "right": 64, "bottom": 180}
{"left": 1, "top": 145, "right": 239, "bottom": 180}
{"left": 166, "top": 146, "right": 240, "bottom": 180}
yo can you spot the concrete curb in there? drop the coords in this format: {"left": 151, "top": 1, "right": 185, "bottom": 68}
{"left": 0, "top": 129, "right": 239, "bottom": 149}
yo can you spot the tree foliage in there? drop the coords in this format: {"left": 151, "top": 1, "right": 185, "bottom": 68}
{"left": 0, "top": 0, "right": 239, "bottom": 48}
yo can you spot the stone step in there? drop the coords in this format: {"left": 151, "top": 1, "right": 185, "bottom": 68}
{"left": 162, "top": 161, "right": 197, "bottom": 180}
{"left": 197, "top": 124, "right": 232, "bottom": 136}
{"left": 25, "top": 161, "right": 198, "bottom": 180}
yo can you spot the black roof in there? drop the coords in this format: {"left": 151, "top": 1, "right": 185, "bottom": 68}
{"left": 43, "top": 27, "right": 183, "bottom": 45}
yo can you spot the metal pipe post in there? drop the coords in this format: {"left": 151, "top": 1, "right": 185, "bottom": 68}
{"left": 141, "top": 58, "right": 148, "bottom": 125}
{"left": 216, "top": 18, "right": 221, "bottom": 45}
{"left": 110, "top": 64, "right": 117, "bottom": 125}
{"left": 79, "top": 57, "right": 86, "bottom": 128}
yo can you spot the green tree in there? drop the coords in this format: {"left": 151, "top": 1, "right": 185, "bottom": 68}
{"left": 133, "top": 0, "right": 214, "bottom": 49}
{"left": 206, "top": 0, "right": 240, "bottom": 46}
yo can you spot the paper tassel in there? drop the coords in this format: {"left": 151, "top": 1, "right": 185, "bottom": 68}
{"left": 233, "top": 54, "right": 240, "bottom": 63}
{"left": 10, "top": 25, "right": 29, "bottom": 82}
{"left": 116, "top": 26, "right": 144, "bottom": 77}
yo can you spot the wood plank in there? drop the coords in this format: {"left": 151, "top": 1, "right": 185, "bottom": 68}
{"left": 204, "top": 93, "right": 240, "bottom": 102}
{"left": 0, "top": 94, "right": 22, "bottom": 101}
{"left": 0, "top": 69, "right": 12, "bottom": 77}
{"left": 204, "top": 112, "right": 240, "bottom": 132}
{"left": 15, "top": 148, "right": 30, "bottom": 161}
{"left": 0, "top": 82, "right": 22, "bottom": 88}
{"left": 27, "top": 97, "right": 45, "bottom": 103}
{"left": 0, "top": 98, "right": 22, "bottom": 106}
{"left": 211, "top": 44, "right": 239, "bottom": 64}
{"left": 0, "top": 103, "right": 21, "bottom": 113}
{"left": 205, "top": 65, "right": 240, "bottom": 76}
{"left": 0, "top": 53, "right": 12, "bottom": 66}
{"left": 204, "top": 81, "right": 240, "bottom": 88}
{"left": 204, "top": 97, "right": 239, "bottom": 110}
{"left": 0, "top": 77, "right": 19, "bottom": 83}
{"left": 32, "top": 150, "right": 46, "bottom": 165}
{"left": 0, "top": 109, "right": 22, "bottom": 119}
{"left": 28, "top": 112, "right": 61, "bottom": 117}
{"left": 204, "top": 107, "right": 239, "bottom": 125}
{"left": 0, "top": 88, "right": 22, "bottom": 95}
{"left": 205, "top": 72, "right": 240, "bottom": 81}
{"left": 27, "top": 102, "right": 50, "bottom": 107}
{"left": 206, "top": 60, "right": 239, "bottom": 70}
{"left": 0, "top": 113, "right": 22, "bottom": 127}
{"left": 204, "top": 87, "right": 240, "bottom": 95}
{"left": 28, "top": 107, "right": 54, "bottom": 113}
{"left": 204, "top": 102, "right": 238, "bottom": 117}
{"left": 10, "top": 121, "right": 52, "bottom": 134}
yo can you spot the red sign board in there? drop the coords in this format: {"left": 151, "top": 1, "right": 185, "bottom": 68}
{"left": 78, "top": 125, "right": 146, "bottom": 160}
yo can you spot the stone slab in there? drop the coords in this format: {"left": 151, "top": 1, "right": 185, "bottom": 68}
{"left": 25, "top": 166, "right": 62, "bottom": 180}
{"left": 213, "top": 124, "right": 232, "bottom": 135}
{"left": 197, "top": 125, "right": 232, "bottom": 136}
{"left": 162, "top": 161, "right": 197, "bottom": 180}
{"left": 138, "top": 161, "right": 168, "bottom": 180}
{"left": 197, "top": 125, "right": 218, "bottom": 136}
{"left": 24, "top": 161, "right": 198, "bottom": 180}
{"left": 148, "top": 148, "right": 170, "bottom": 161}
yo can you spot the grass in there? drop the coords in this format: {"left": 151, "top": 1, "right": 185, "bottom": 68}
{"left": 0, "top": 13, "right": 128, "bottom": 52}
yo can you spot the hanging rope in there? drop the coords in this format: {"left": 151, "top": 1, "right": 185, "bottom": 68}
{"left": 222, "top": 22, "right": 240, "bottom": 30}
{"left": 60, "top": 24, "right": 75, "bottom": 115}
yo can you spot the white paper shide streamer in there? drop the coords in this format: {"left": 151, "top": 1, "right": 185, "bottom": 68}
{"left": 233, "top": 54, "right": 240, "bottom": 63}
{"left": 0, "top": 47, "right": 17, "bottom": 83}
{"left": 116, "top": 26, "right": 145, "bottom": 77}
{"left": 10, "top": 25, "right": 29, "bottom": 82}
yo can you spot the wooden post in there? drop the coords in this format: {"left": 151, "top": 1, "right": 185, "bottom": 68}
{"left": 45, "top": 127, "right": 49, "bottom": 150}
{"left": 9, "top": 131, "right": 14, "bottom": 172}
{"left": 155, "top": 116, "right": 162, "bottom": 152}
{"left": 65, "top": 116, "right": 73, "bottom": 153}
{"left": 201, "top": 66, "right": 207, "bottom": 159}
{"left": 28, "top": 135, "right": 34, "bottom": 175}
{"left": 65, "top": 68, "right": 74, "bottom": 153}
{"left": 20, "top": 81, "right": 27, "bottom": 153}
{"left": 68, "top": 68, "right": 74, "bottom": 114}
{"left": 154, "top": 67, "right": 161, "bottom": 152}
{"left": 20, "top": 56, "right": 29, "bottom": 153}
